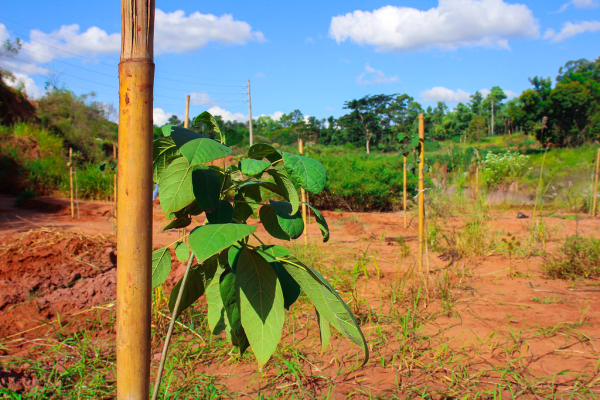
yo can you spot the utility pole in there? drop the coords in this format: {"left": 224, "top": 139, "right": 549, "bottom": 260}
{"left": 116, "top": 0, "right": 154, "bottom": 398}
{"left": 247, "top": 79, "right": 253, "bottom": 146}
{"left": 184, "top": 94, "right": 190, "bottom": 129}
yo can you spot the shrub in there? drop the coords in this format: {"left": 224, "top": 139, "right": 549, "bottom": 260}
{"left": 544, "top": 235, "right": 600, "bottom": 279}
{"left": 481, "top": 151, "right": 530, "bottom": 189}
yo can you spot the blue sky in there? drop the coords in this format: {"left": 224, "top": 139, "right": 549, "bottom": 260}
{"left": 0, "top": 0, "right": 599, "bottom": 125}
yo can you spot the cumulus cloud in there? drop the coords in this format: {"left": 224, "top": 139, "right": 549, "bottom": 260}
{"left": 269, "top": 111, "right": 284, "bottom": 121}
{"left": 190, "top": 92, "right": 216, "bottom": 106}
{"left": 557, "top": 0, "right": 599, "bottom": 12}
{"left": 329, "top": 0, "right": 540, "bottom": 52}
{"left": 154, "top": 9, "right": 265, "bottom": 54}
{"left": 421, "top": 87, "right": 471, "bottom": 103}
{"left": 3, "top": 72, "right": 45, "bottom": 99}
{"left": 153, "top": 108, "right": 177, "bottom": 126}
{"left": 208, "top": 106, "right": 248, "bottom": 122}
{"left": 544, "top": 21, "right": 600, "bottom": 42}
{"left": 357, "top": 63, "right": 398, "bottom": 85}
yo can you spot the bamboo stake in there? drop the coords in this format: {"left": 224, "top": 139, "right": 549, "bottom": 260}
{"left": 418, "top": 114, "right": 425, "bottom": 274}
{"left": 113, "top": 143, "right": 117, "bottom": 220}
{"left": 593, "top": 148, "right": 600, "bottom": 217}
{"left": 299, "top": 138, "right": 308, "bottom": 245}
{"left": 116, "top": 1, "right": 155, "bottom": 398}
{"left": 69, "top": 148, "right": 74, "bottom": 219}
{"left": 184, "top": 94, "right": 190, "bottom": 129}
{"left": 403, "top": 155, "right": 407, "bottom": 229}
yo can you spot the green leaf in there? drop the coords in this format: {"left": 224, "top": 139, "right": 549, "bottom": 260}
{"left": 248, "top": 143, "right": 282, "bottom": 163}
{"left": 270, "top": 261, "right": 300, "bottom": 309}
{"left": 228, "top": 244, "right": 242, "bottom": 272}
{"left": 152, "top": 138, "right": 179, "bottom": 183}
{"left": 269, "top": 200, "right": 304, "bottom": 239}
{"left": 236, "top": 248, "right": 285, "bottom": 366}
{"left": 161, "top": 124, "right": 175, "bottom": 137}
{"left": 406, "top": 163, "right": 414, "bottom": 171}
{"left": 266, "top": 169, "right": 299, "bottom": 215}
{"left": 152, "top": 247, "right": 172, "bottom": 288}
{"left": 223, "top": 128, "right": 243, "bottom": 147}
{"left": 304, "top": 203, "right": 329, "bottom": 243}
{"left": 220, "top": 272, "right": 250, "bottom": 354}
{"left": 233, "top": 192, "right": 254, "bottom": 223}
{"left": 175, "top": 241, "right": 190, "bottom": 262}
{"left": 171, "top": 126, "right": 231, "bottom": 166}
{"left": 281, "top": 152, "right": 327, "bottom": 194}
{"left": 239, "top": 159, "right": 271, "bottom": 177}
{"left": 259, "top": 205, "right": 290, "bottom": 241}
{"left": 258, "top": 246, "right": 368, "bottom": 365}
{"left": 168, "top": 256, "right": 219, "bottom": 317}
{"left": 422, "top": 165, "right": 430, "bottom": 173}
{"left": 206, "top": 272, "right": 227, "bottom": 335}
{"left": 193, "top": 111, "right": 221, "bottom": 136}
{"left": 410, "top": 136, "right": 420, "bottom": 147}
{"left": 259, "top": 181, "right": 288, "bottom": 199}
{"left": 163, "top": 217, "right": 192, "bottom": 231}
{"left": 206, "top": 200, "right": 234, "bottom": 224}
{"left": 159, "top": 157, "right": 195, "bottom": 217}
{"left": 316, "top": 309, "right": 331, "bottom": 351}
{"left": 191, "top": 167, "right": 221, "bottom": 210}
{"left": 188, "top": 224, "right": 257, "bottom": 264}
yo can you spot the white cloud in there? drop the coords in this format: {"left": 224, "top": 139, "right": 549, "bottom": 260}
{"left": 3, "top": 72, "right": 44, "bottom": 99}
{"left": 153, "top": 108, "right": 178, "bottom": 126}
{"left": 544, "top": 20, "right": 600, "bottom": 42}
{"left": 154, "top": 9, "right": 265, "bottom": 55}
{"left": 557, "top": 0, "right": 599, "bottom": 12}
{"left": 329, "top": 0, "right": 539, "bottom": 52}
{"left": 421, "top": 87, "right": 471, "bottom": 103}
{"left": 208, "top": 106, "right": 248, "bottom": 122}
{"left": 357, "top": 63, "right": 398, "bottom": 85}
{"left": 190, "top": 92, "right": 216, "bottom": 106}
{"left": 270, "top": 111, "right": 284, "bottom": 121}
{"left": 505, "top": 90, "right": 519, "bottom": 99}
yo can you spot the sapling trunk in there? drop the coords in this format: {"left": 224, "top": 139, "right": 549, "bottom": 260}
{"left": 403, "top": 155, "right": 407, "bottom": 229}
{"left": 299, "top": 139, "right": 308, "bottom": 245}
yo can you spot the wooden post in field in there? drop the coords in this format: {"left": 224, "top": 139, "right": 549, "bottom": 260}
{"left": 594, "top": 148, "right": 600, "bottom": 216}
{"left": 116, "top": 1, "right": 154, "bottom": 398}
{"left": 403, "top": 155, "right": 407, "bottom": 229}
{"left": 113, "top": 143, "right": 117, "bottom": 219}
{"left": 184, "top": 94, "right": 190, "bottom": 129}
{"left": 299, "top": 138, "right": 308, "bottom": 245}
{"left": 418, "top": 114, "right": 425, "bottom": 274}
{"left": 69, "top": 147, "right": 74, "bottom": 219}
{"left": 247, "top": 79, "right": 253, "bottom": 146}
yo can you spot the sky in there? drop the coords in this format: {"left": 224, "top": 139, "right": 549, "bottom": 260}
{"left": 0, "top": 0, "right": 599, "bottom": 125}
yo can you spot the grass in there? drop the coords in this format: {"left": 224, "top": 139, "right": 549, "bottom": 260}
{"left": 544, "top": 235, "right": 600, "bottom": 279}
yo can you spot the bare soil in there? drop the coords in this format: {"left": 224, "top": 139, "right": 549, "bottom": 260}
{"left": 1, "top": 194, "right": 599, "bottom": 397}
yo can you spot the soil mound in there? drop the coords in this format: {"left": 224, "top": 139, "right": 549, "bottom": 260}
{"left": 0, "top": 228, "right": 117, "bottom": 337}
{"left": 0, "top": 80, "right": 37, "bottom": 126}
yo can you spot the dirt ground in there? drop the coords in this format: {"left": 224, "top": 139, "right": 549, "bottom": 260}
{"left": 1, "top": 194, "right": 599, "bottom": 397}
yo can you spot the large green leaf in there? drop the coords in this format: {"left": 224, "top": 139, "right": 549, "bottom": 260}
{"left": 188, "top": 224, "right": 257, "bottom": 264}
{"left": 152, "top": 138, "right": 179, "bottom": 183}
{"left": 159, "top": 157, "right": 195, "bottom": 217}
{"left": 248, "top": 143, "right": 281, "bottom": 163}
{"left": 174, "top": 241, "right": 190, "bottom": 262}
{"left": 266, "top": 169, "right": 299, "bottom": 215}
{"left": 191, "top": 167, "right": 221, "bottom": 210}
{"left": 239, "top": 159, "right": 271, "bottom": 177}
{"left": 171, "top": 126, "right": 231, "bottom": 166}
{"left": 271, "top": 261, "right": 301, "bottom": 309}
{"left": 161, "top": 124, "right": 175, "bottom": 137}
{"left": 316, "top": 309, "right": 331, "bottom": 351}
{"left": 220, "top": 272, "right": 250, "bottom": 354}
{"left": 206, "top": 270, "right": 226, "bottom": 335}
{"left": 228, "top": 244, "right": 242, "bottom": 272}
{"left": 233, "top": 192, "right": 254, "bottom": 223}
{"left": 163, "top": 217, "right": 192, "bottom": 231}
{"left": 236, "top": 248, "right": 285, "bottom": 366}
{"left": 258, "top": 245, "right": 368, "bottom": 365}
{"left": 168, "top": 256, "right": 219, "bottom": 317}
{"left": 304, "top": 203, "right": 330, "bottom": 243}
{"left": 193, "top": 111, "right": 221, "bottom": 136}
{"left": 259, "top": 205, "right": 290, "bottom": 241}
{"left": 206, "top": 200, "right": 234, "bottom": 224}
{"left": 269, "top": 200, "right": 304, "bottom": 239}
{"left": 223, "top": 128, "right": 243, "bottom": 147}
{"left": 152, "top": 247, "right": 172, "bottom": 288}
{"left": 281, "top": 152, "right": 327, "bottom": 194}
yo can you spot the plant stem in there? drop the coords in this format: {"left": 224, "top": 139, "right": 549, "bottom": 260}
{"left": 151, "top": 252, "right": 195, "bottom": 400}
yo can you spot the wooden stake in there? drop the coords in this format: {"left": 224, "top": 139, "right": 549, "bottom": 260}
{"left": 113, "top": 143, "right": 117, "bottom": 220}
{"left": 69, "top": 148, "right": 74, "bottom": 219}
{"left": 117, "top": 1, "right": 154, "bottom": 398}
{"left": 299, "top": 138, "right": 308, "bottom": 245}
{"left": 594, "top": 148, "right": 600, "bottom": 217}
{"left": 403, "top": 155, "right": 407, "bottom": 229}
{"left": 418, "top": 114, "right": 425, "bottom": 274}
{"left": 184, "top": 94, "right": 190, "bottom": 129}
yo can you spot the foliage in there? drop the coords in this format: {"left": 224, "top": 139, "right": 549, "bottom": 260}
{"left": 481, "top": 151, "right": 530, "bottom": 189}
{"left": 544, "top": 235, "right": 600, "bottom": 279}
{"left": 152, "top": 112, "right": 368, "bottom": 366}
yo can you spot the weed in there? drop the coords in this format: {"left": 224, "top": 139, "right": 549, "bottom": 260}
{"left": 13, "top": 188, "right": 36, "bottom": 207}
{"left": 544, "top": 235, "right": 600, "bottom": 279}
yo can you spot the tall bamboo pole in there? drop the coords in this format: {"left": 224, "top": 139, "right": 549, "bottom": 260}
{"left": 403, "top": 155, "right": 407, "bottom": 229}
{"left": 418, "top": 114, "right": 425, "bottom": 273}
{"left": 116, "top": 1, "right": 154, "bottom": 398}
{"left": 184, "top": 94, "right": 190, "bottom": 129}
{"left": 113, "top": 143, "right": 117, "bottom": 219}
{"left": 299, "top": 138, "right": 308, "bottom": 245}
{"left": 593, "top": 148, "right": 600, "bottom": 217}
{"left": 69, "top": 148, "right": 74, "bottom": 219}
